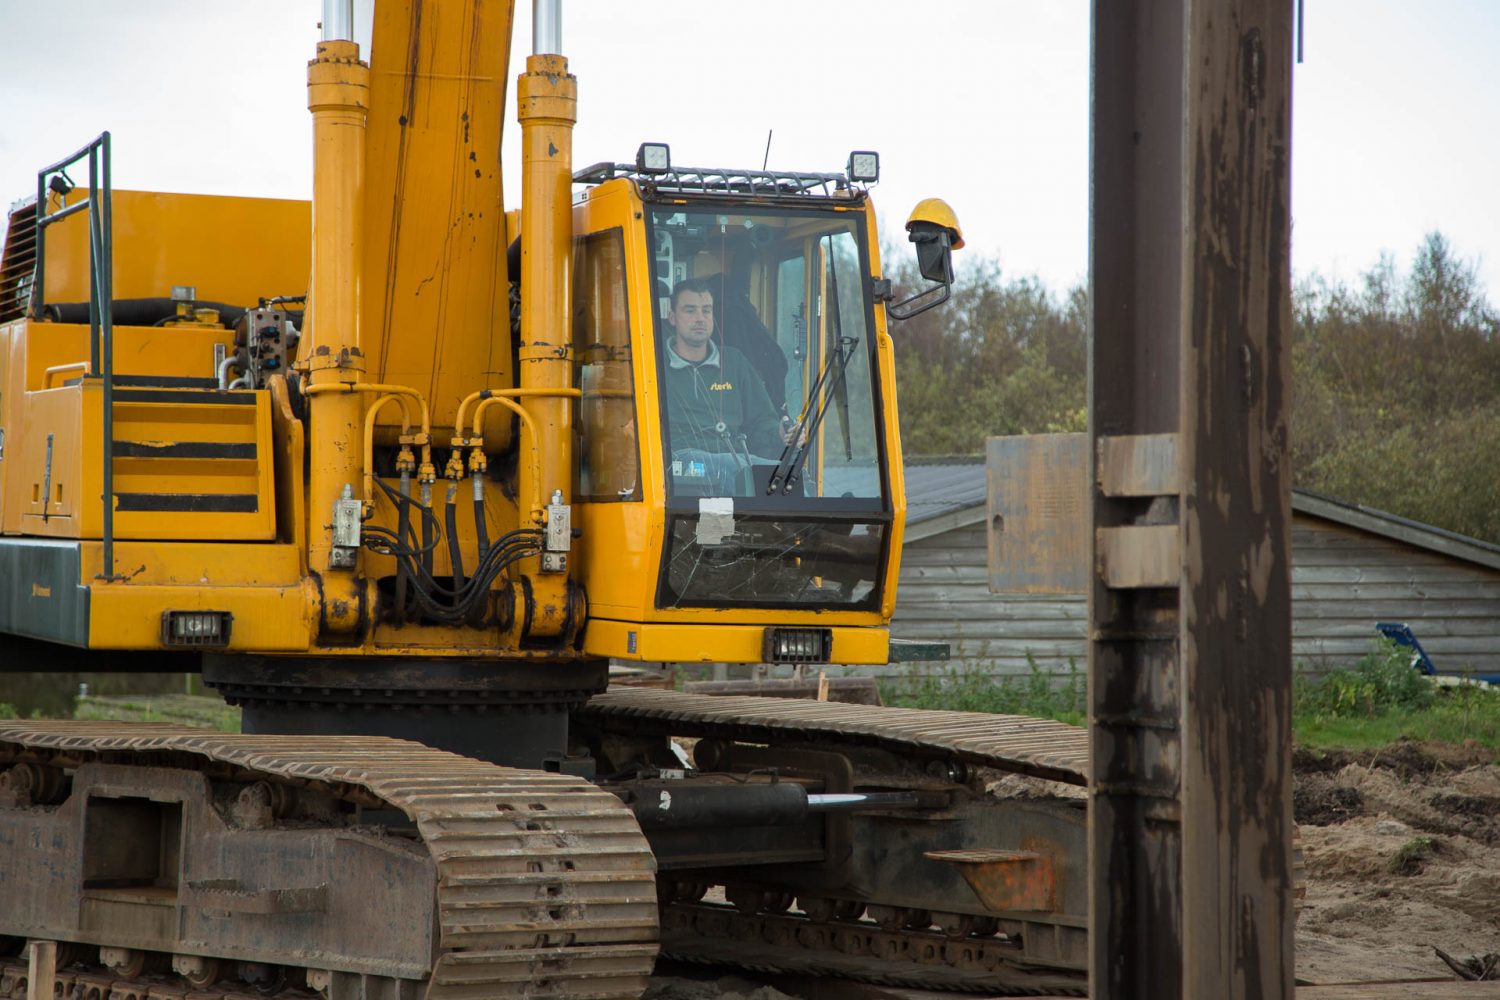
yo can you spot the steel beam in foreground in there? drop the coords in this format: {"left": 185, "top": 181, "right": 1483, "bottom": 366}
{"left": 1088, "top": 1, "right": 1295, "bottom": 997}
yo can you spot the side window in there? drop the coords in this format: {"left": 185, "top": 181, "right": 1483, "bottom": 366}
{"left": 573, "top": 229, "right": 640, "bottom": 501}
{"left": 774, "top": 254, "right": 807, "bottom": 419}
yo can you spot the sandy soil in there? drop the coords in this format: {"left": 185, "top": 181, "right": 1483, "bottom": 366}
{"left": 1294, "top": 741, "right": 1500, "bottom": 985}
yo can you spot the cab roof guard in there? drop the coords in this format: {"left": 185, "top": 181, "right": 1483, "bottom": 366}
{"left": 573, "top": 162, "right": 858, "bottom": 199}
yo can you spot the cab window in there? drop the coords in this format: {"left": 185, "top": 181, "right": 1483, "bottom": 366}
{"left": 573, "top": 229, "right": 639, "bottom": 502}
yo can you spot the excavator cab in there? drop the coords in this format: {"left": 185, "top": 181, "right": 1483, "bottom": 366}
{"left": 569, "top": 160, "right": 904, "bottom": 664}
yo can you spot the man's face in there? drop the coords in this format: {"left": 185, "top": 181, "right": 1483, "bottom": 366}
{"left": 670, "top": 290, "right": 714, "bottom": 351}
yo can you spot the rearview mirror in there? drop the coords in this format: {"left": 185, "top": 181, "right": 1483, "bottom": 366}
{"left": 884, "top": 198, "right": 963, "bottom": 321}
{"left": 912, "top": 225, "right": 955, "bottom": 285}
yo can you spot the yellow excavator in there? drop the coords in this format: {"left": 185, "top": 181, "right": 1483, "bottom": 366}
{"left": 0, "top": 2, "right": 1093, "bottom": 997}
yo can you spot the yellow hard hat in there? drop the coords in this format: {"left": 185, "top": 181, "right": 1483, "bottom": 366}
{"left": 905, "top": 198, "right": 964, "bottom": 250}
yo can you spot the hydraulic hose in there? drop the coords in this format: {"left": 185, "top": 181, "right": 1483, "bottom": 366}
{"left": 394, "top": 472, "right": 412, "bottom": 620}
{"left": 445, "top": 487, "right": 466, "bottom": 596}
{"left": 473, "top": 475, "right": 490, "bottom": 561}
{"left": 420, "top": 483, "right": 435, "bottom": 575}
{"left": 41, "top": 298, "right": 305, "bottom": 328}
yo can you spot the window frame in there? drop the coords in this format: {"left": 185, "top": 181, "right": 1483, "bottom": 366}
{"left": 644, "top": 197, "right": 892, "bottom": 519}
{"left": 572, "top": 226, "right": 642, "bottom": 504}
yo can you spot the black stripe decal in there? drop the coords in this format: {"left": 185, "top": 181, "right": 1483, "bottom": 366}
{"left": 112, "top": 441, "right": 257, "bottom": 459}
{"left": 113, "top": 374, "right": 223, "bottom": 388}
{"left": 114, "top": 493, "right": 259, "bottom": 513}
{"left": 65, "top": 375, "right": 223, "bottom": 389}
{"left": 112, "top": 389, "right": 256, "bottom": 405}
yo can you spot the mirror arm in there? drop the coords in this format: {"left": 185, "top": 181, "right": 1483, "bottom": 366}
{"left": 885, "top": 280, "right": 951, "bottom": 321}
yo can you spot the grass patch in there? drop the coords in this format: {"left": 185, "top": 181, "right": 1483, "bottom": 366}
{"left": 1387, "top": 835, "right": 1437, "bottom": 875}
{"left": 1294, "top": 641, "right": 1500, "bottom": 752}
{"left": 882, "top": 656, "right": 1086, "bottom": 726}
{"left": 73, "top": 694, "right": 240, "bottom": 732}
{"left": 878, "top": 641, "right": 1500, "bottom": 755}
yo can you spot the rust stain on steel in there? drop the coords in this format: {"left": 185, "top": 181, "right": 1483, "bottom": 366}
{"left": 924, "top": 848, "right": 1058, "bottom": 913}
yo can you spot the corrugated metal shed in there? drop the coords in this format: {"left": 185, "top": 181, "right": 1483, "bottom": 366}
{"left": 880, "top": 461, "right": 1500, "bottom": 680}
{"left": 903, "top": 456, "right": 989, "bottom": 531}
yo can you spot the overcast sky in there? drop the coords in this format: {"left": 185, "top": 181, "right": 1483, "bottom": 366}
{"left": 1, "top": 1, "right": 1496, "bottom": 299}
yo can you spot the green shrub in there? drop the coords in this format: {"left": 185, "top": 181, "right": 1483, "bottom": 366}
{"left": 883, "top": 655, "right": 1086, "bottom": 726}
{"left": 1296, "top": 639, "right": 1436, "bottom": 719}
{"left": 1387, "top": 836, "right": 1437, "bottom": 875}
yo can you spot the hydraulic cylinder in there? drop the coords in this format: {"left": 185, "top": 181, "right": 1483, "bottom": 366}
{"left": 515, "top": 51, "right": 577, "bottom": 638}
{"left": 304, "top": 38, "right": 370, "bottom": 636}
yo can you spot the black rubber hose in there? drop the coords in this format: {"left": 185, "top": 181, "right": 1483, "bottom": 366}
{"left": 42, "top": 298, "right": 254, "bottom": 327}
{"left": 394, "top": 491, "right": 411, "bottom": 622}
{"left": 421, "top": 494, "right": 435, "bottom": 576}
{"left": 474, "top": 493, "right": 490, "bottom": 561}
{"left": 446, "top": 494, "right": 466, "bottom": 597}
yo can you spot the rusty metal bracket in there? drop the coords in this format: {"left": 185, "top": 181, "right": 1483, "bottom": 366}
{"left": 924, "top": 849, "right": 1058, "bottom": 913}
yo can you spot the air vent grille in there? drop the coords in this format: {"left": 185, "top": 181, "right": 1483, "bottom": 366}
{"left": 0, "top": 200, "right": 37, "bottom": 324}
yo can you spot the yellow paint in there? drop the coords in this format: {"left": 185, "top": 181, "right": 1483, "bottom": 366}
{"left": 7, "top": 371, "right": 274, "bottom": 542}
{"left": 266, "top": 374, "right": 309, "bottom": 569}
{"left": 303, "top": 38, "right": 371, "bottom": 637}
{"left": 77, "top": 540, "right": 301, "bottom": 585}
{"left": 585, "top": 619, "right": 890, "bottom": 666}
{"left": 40, "top": 191, "right": 308, "bottom": 308}
{"left": 359, "top": 0, "right": 516, "bottom": 447}
{"left": 514, "top": 51, "right": 578, "bottom": 637}
{"left": 88, "top": 584, "right": 314, "bottom": 650}
{"left": 866, "top": 197, "right": 908, "bottom": 621}
{"left": 0, "top": 21, "right": 915, "bottom": 666}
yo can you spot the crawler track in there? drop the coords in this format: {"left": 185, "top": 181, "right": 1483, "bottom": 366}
{"left": 582, "top": 691, "right": 1093, "bottom": 994}
{"left": 582, "top": 691, "right": 1305, "bottom": 996}
{"left": 1, "top": 699, "right": 1302, "bottom": 998}
{"left": 0, "top": 723, "right": 659, "bottom": 1000}
{"left": 657, "top": 902, "right": 1087, "bottom": 996}
{"left": 581, "top": 690, "right": 1090, "bottom": 785}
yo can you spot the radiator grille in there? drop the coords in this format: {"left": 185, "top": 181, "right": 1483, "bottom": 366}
{"left": 0, "top": 200, "right": 37, "bottom": 323}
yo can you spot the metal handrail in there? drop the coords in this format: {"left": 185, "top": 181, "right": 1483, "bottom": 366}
{"left": 32, "top": 132, "right": 115, "bottom": 578}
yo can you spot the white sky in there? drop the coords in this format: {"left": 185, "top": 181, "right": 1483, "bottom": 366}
{"left": 0, "top": 1, "right": 1496, "bottom": 300}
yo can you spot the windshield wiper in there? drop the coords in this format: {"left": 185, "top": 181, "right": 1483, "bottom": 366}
{"left": 767, "top": 334, "right": 858, "bottom": 495}
{"left": 825, "top": 234, "right": 853, "bottom": 462}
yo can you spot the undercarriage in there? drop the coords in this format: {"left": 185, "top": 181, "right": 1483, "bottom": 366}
{"left": 0, "top": 689, "right": 1095, "bottom": 999}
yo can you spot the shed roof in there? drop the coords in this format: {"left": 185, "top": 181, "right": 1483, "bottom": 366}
{"left": 902, "top": 457, "right": 1500, "bottom": 570}
{"left": 903, "top": 456, "right": 987, "bottom": 532}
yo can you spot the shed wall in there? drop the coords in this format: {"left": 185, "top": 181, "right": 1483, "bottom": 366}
{"left": 1290, "top": 515, "right": 1500, "bottom": 676}
{"left": 877, "top": 514, "right": 1500, "bottom": 683}
{"left": 886, "top": 522, "right": 1088, "bottom": 680}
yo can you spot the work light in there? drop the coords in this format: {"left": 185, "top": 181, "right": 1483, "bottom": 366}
{"left": 847, "top": 150, "right": 880, "bottom": 183}
{"left": 636, "top": 142, "right": 671, "bottom": 174}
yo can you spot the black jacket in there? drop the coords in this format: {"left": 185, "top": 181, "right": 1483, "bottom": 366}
{"left": 662, "top": 339, "right": 783, "bottom": 457}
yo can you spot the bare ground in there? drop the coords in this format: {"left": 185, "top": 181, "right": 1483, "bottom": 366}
{"left": 1293, "top": 741, "right": 1500, "bottom": 985}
